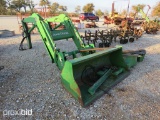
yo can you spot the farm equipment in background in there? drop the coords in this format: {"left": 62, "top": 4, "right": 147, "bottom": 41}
{"left": 118, "top": 20, "right": 143, "bottom": 44}
{"left": 85, "top": 22, "right": 98, "bottom": 28}
{"left": 141, "top": 21, "right": 159, "bottom": 34}
{"left": 81, "top": 23, "right": 143, "bottom": 47}
{"left": 103, "top": 1, "right": 133, "bottom": 25}
{"left": 81, "top": 30, "right": 99, "bottom": 46}
{"left": 131, "top": 5, "right": 151, "bottom": 26}
{"left": 104, "top": 16, "right": 114, "bottom": 24}
{"left": 19, "top": 13, "right": 146, "bottom": 107}
{"left": 81, "top": 30, "right": 112, "bottom": 48}
{"left": 139, "top": 7, "right": 160, "bottom": 34}
{"left": 132, "top": 6, "right": 160, "bottom": 34}
{"left": 103, "top": 12, "right": 126, "bottom": 25}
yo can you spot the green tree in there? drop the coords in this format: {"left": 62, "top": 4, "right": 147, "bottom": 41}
{"left": 0, "top": 0, "right": 7, "bottom": 15}
{"left": 75, "top": 5, "right": 81, "bottom": 13}
{"left": 83, "top": 3, "right": 94, "bottom": 13}
{"left": 50, "top": 2, "right": 59, "bottom": 14}
{"left": 95, "top": 9, "right": 104, "bottom": 17}
{"left": 151, "top": 2, "right": 160, "bottom": 17}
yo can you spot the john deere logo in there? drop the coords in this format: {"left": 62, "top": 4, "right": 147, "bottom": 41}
{"left": 53, "top": 32, "right": 69, "bottom": 36}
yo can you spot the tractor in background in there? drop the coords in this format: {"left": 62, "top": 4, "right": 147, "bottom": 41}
{"left": 104, "top": 1, "right": 133, "bottom": 25}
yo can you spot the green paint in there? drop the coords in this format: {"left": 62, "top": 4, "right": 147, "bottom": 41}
{"left": 21, "top": 13, "right": 146, "bottom": 107}
{"left": 21, "top": 13, "right": 92, "bottom": 70}
{"left": 88, "top": 69, "right": 112, "bottom": 95}
{"left": 61, "top": 46, "right": 131, "bottom": 106}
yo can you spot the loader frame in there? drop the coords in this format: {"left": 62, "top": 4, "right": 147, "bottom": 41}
{"left": 20, "top": 13, "right": 94, "bottom": 70}
{"left": 20, "top": 13, "right": 146, "bottom": 107}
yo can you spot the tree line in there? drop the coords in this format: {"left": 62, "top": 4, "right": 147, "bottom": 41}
{"left": 0, "top": 0, "right": 160, "bottom": 17}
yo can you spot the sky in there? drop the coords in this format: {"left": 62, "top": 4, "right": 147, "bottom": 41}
{"left": 34, "top": 0, "right": 159, "bottom": 15}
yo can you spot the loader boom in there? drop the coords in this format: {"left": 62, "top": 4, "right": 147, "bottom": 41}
{"left": 20, "top": 13, "right": 94, "bottom": 70}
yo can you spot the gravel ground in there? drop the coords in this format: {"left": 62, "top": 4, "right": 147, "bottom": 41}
{"left": 0, "top": 16, "right": 160, "bottom": 120}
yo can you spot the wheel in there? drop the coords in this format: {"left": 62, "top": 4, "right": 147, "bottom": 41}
{"left": 124, "top": 39, "right": 128, "bottom": 44}
{"left": 146, "top": 29, "right": 151, "bottom": 34}
{"left": 120, "top": 39, "right": 125, "bottom": 44}
{"left": 120, "top": 38, "right": 128, "bottom": 44}
{"left": 95, "top": 18, "right": 99, "bottom": 22}
{"left": 99, "top": 43, "right": 104, "bottom": 48}
{"left": 86, "top": 18, "right": 90, "bottom": 22}
{"left": 104, "top": 42, "right": 110, "bottom": 47}
{"left": 129, "top": 37, "right": 134, "bottom": 42}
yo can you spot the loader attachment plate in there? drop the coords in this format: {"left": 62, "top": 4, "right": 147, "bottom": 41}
{"left": 61, "top": 46, "right": 130, "bottom": 107}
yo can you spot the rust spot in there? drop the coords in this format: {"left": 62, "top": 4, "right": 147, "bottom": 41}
{"left": 78, "top": 97, "right": 83, "bottom": 106}
{"left": 75, "top": 87, "right": 81, "bottom": 96}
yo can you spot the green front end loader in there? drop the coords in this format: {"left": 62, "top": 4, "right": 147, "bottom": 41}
{"left": 19, "top": 13, "right": 146, "bottom": 107}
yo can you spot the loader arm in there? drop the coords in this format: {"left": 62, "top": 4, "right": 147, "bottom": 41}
{"left": 20, "top": 13, "right": 94, "bottom": 70}
{"left": 46, "top": 14, "right": 86, "bottom": 50}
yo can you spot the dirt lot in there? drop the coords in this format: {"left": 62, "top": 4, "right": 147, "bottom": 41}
{"left": 0, "top": 16, "right": 160, "bottom": 120}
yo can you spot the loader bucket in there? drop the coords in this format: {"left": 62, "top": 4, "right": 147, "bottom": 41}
{"left": 61, "top": 46, "right": 130, "bottom": 107}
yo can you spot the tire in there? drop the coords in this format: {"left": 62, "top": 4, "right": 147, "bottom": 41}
{"left": 95, "top": 18, "right": 99, "bottom": 22}
{"left": 86, "top": 18, "right": 90, "bottom": 22}
{"left": 104, "top": 42, "right": 110, "bottom": 47}
{"left": 120, "top": 39, "right": 124, "bottom": 44}
{"left": 129, "top": 37, "right": 134, "bottom": 42}
{"left": 120, "top": 39, "right": 128, "bottom": 44}
{"left": 99, "top": 43, "right": 103, "bottom": 48}
{"left": 124, "top": 39, "right": 128, "bottom": 44}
